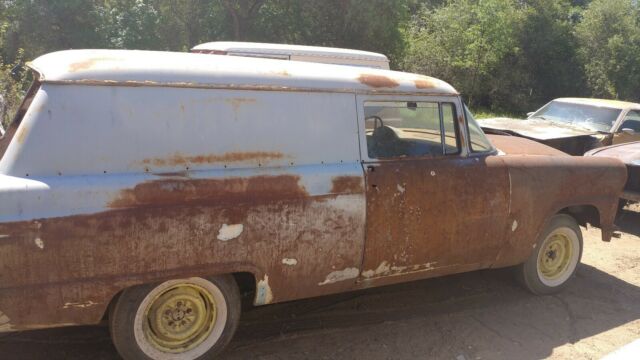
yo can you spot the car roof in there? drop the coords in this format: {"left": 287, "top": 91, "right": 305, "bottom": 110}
{"left": 191, "top": 41, "right": 389, "bottom": 62}
{"left": 554, "top": 98, "right": 640, "bottom": 110}
{"left": 28, "top": 49, "right": 456, "bottom": 95}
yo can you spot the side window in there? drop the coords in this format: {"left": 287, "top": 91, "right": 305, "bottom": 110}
{"left": 442, "top": 103, "right": 460, "bottom": 154}
{"left": 364, "top": 101, "right": 460, "bottom": 159}
{"left": 464, "top": 106, "right": 494, "bottom": 153}
{"left": 621, "top": 111, "right": 640, "bottom": 132}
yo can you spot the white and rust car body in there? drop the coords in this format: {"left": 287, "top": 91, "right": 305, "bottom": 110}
{"left": 0, "top": 50, "right": 627, "bottom": 332}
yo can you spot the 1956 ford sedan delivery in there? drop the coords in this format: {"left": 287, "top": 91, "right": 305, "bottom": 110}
{"left": 0, "top": 49, "right": 627, "bottom": 359}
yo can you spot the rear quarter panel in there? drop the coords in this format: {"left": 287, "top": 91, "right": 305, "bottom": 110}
{"left": 0, "top": 85, "right": 366, "bottom": 331}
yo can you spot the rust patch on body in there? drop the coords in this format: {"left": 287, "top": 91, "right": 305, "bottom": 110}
{"left": 270, "top": 70, "right": 291, "bottom": 77}
{"left": 15, "top": 126, "right": 28, "bottom": 144}
{"left": 414, "top": 78, "right": 437, "bottom": 89}
{"left": 358, "top": 74, "right": 399, "bottom": 88}
{"left": 0, "top": 172, "right": 365, "bottom": 331}
{"left": 331, "top": 176, "right": 364, "bottom": 194}
{"left": 226, "top": 98, "right": 257, "bottom": 113}
{"left": 141, "top": 151, "right": 285, "bottom": 167}
{"left": 68, "top": 57, "right": 120, "bottom": 72}
{"left": 108, "top": 175, "right": 308, "bottom": 209}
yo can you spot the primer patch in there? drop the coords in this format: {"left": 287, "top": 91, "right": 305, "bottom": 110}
{"left": 63, "top": 300, "right": 99, "bottom": 309}
{"left": 256, "top": 274, "right": 274, "bottom": 305}
{"left": 282, "top": 258, "right": 298, "bottom": 266}
{"left": 0, "top": 311, "right": 12, "bottom": 332}
{"left": 318, "top": 267, "right": 359, "bottom": 286}
{"left": 217, "top": 224, "right": 244, "bottom": 241}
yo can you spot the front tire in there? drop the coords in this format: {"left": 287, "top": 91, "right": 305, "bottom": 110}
{"left": 518, "top": 214, "right": 583, "bottom": 295}
{"left": 109, "top": 275, "right": 241, "bottom": 360}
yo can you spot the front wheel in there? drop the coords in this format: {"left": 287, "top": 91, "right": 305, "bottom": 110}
{"left": 518, "top": 214, "right": 583, "bottom": 295}
{"left": 109, "top": 275, "right": 241, "bottom": 359}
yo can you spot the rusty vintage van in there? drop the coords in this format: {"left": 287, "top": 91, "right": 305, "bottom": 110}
{"left": 0, "top": 49, "right": 627, "bottom": 359}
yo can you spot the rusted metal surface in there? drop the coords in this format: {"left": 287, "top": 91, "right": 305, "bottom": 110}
{"left": 487, "top": 134, "right": 568, "bottom": 157}
{"left": 360, "top": 156, "right": 510, "bottom": 284}
{"left": 140, "top": 151, "right": 286, "bottom": 168}
{"left": 587, "top": 141, "right": 640, "bottom": 164}
{"left": 493, "top": 154, "right": 626, "bottom": 265}
{"left": 480, "top": 117, "right": 613, "bottom": 156}
{"left": 480, "top": 117, "right": 600, "bottom": 140}
{"left": 357, "top": 74, "right": 399, "bottom": 89}
{"left": 586, "top": 141, "right": 640, "bottom": 203}
{"left": 0, "top": 172, "right": 366, "bottom": 331}
{"left": 414, "top": 78, "right": 437, "bottom": 89}
{"left": 27, "top": 50, "right": 458, "bottom": 96}
{"left": 478, "top": 98, "right": 640, "bottom": 155}
{"left": 0, "top": 49, "right": 629, "bottom": 337}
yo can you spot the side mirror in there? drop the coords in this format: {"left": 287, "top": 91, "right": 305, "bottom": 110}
{"left": 526, "top": 112, "right": 534, "bottom": 117}
{"left": 621, "top": 128, "right": 636, "bottom": 135}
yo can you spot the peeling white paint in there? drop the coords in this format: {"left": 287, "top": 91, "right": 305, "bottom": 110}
{"left": 282, "top": 258, "right": 298, "bottom": 266}
{"left": 318, "top": 267, "right": 359, "bottom": 286}
{"left": 256, "top": 274, "right": 274, "bottom": 305}
{"left": 430, "top": 171, "right": 436, "bottom": 176}
{"left": 34, "top": 237, "right": 44, "bottom": 249}
{"left": 396, "top": 184, "right": 405, "bottom": 193}
{"left": 512, "top": 220, "right": 518, "bottom": 232}
{"left": 63, "top": 300, "right": 99, "bottom": 309}
{"left": 363, "top": 261, "right": 437, "bottom": 279}
{"left": 362, "top": 261, "right": 390, "bottom": 278}
{"left": 217, "top": 223, "right": 244, "bottom": 241}
{"left": 0, "top": 311, "right": 12, "bottom": 332}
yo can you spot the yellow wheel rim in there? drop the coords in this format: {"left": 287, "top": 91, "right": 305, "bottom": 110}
{"left": 538, "top": 232, "right": 573, "bottom": 280}
{"left": 143, "top": 284, "right": 217, "bottom": 353}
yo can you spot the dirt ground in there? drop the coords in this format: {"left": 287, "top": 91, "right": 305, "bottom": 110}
{"left": 1, "top": 205, "right": 639, "bottom": 360}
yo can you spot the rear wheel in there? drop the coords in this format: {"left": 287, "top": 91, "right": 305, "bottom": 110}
{"left": 518, "top": 214, "right": 583, "bottom": 295}
{"left": 109, "top": 276, "right": 240, "bottom": 359}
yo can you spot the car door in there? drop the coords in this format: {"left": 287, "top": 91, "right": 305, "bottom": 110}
{"left": 613, "top": 110, "right": 640, "bottom": 144}
{"left": 357, "top": 95, "right": 511, "bottom": 283}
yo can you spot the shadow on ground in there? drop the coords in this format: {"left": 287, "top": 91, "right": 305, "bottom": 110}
{"left": 617, "top": 206, "right": 640, "bottom": 237}
{"left": 1, "top": 260, "right": 638, "bottom": 360}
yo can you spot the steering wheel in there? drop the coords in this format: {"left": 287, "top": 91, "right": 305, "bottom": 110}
{"left": 366, "top": 115, "right": 384, "bottom": 130}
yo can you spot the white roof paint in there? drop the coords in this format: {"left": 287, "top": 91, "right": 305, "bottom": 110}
{"left": 28, "top": 50, "right": 457, "bottom": 95}
{"left": 191, "top": 41, "right": 389, "bottom": 61}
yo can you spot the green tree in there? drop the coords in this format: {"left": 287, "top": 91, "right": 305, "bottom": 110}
{"left": 576, "top": 0, "right": 640, "bottom": 100}
{"left": 403, "top": 0, "right": 523, "bottom": 108}
{"left": 491, "top": 0, "right": 586, "bottom": 112}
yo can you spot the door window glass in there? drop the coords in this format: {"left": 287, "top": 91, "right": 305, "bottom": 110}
{"left": 364, "top": 101, "right": 459, "bottom": 159}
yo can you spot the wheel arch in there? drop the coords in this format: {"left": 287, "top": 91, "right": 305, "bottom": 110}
{"left": 101, "top": 269, "right": 261, "bottom": 323}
